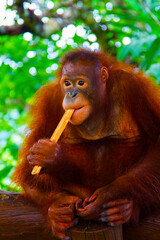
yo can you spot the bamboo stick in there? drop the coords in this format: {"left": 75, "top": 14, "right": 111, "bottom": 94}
{"left": 31, "top": 109, "right": 74, "bottom": 175}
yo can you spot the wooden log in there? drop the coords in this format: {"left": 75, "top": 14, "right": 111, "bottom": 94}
{"left": 0, "top": 190, "right": 54, "bottom": 240}
{"left": 1, "top": 190, "right": 160, "bottom": 240}
{"left": 0, "top": 190, "right": 122, "bottom": 240}
{"left": 67, "top": 220, "right": 122, "bottom": 240}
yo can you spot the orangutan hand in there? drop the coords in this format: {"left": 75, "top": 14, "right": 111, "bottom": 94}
{"left": 48, "top": 192, "right": 82, "bottom": 240}
{"left": 76, "top": 184, "right": 133, "bottom": 226}
{"left": 27, "top": 139, "right": 60, "bottom": 173}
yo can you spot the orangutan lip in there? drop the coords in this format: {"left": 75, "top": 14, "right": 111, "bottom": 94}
{"left": 75, "top": 106, "right": 83, "bottom": 111}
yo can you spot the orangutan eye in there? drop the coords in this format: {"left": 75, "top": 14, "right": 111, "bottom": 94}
{"left": 64, "top": 80, "right": 71, "bottom": 87}
{"left": 78, "top": 80, "right": 85, "bottom": 86}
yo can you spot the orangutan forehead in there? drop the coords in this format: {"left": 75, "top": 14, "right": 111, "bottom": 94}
{"left": 62, "top": 61, "right": 97, "bottom": 77}
{"left": 61, "top": 50, "right": 103, "bottom": 68}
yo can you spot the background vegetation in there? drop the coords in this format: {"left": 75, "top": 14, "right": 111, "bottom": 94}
{"left": 0, "top": 0, "right": 160, "bottom": 191}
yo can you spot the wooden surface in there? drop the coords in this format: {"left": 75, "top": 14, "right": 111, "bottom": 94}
{"left": 0, "top": 190, "right": 160, "bottom": 240}
{"left": 0, "top": 190, "right": 122, "bottom": 240}
{"left": 67, "top": 220, "right": 122, "bottom": 240}
{"left": 0, "top": 190, "right": 53, "bottom": 240}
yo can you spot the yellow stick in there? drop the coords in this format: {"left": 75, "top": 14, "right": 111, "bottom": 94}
{"left": 31, "top": 109, "right": 74, "bottom": 175}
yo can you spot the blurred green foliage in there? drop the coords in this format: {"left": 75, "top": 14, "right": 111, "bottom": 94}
{"left": 0, "top": 0, "right": 160, "bottom": 190}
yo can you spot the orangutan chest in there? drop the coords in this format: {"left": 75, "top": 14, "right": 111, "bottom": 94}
{"left": 78, "top": 137, "right": 147, "bottom": 188}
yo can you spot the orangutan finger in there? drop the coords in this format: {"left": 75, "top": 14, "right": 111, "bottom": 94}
{"left": 82, "top": 197, "right": 90, "bottom": 206}
{"left": 48, "top": 207, "right": 74, "bottom": 220}
{"left": 38, "top": 139, "right": 53, "bottom": 145}
{"left": 27, "top": 154, "right": 45, "bottom": 167}
{"left": 51, "top": 227, "right": 71, "bottom": 240}
{"left": 52, "top": 213, "right": 74, "bottom": 223}
{"left": 99, "top": 209, "right": 132, "bottom": 223}
{"left": 51, "top": 219, "right": 78, "bottom": 232}
{"left": 107, "top": 220, "right": 124, "bottom": 227}
{"left": 100, "top": 203, "right": 132, "bottom": 217}
{"left": 102, "top": 199, "right": 132, "bottom": 209}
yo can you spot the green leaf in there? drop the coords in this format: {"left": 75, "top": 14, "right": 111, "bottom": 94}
{"left": 123, "top": 0, "right": 142, "bottom": 11}
{"left": 146, "top": 63, "right": 160, "bottom": 83}
{"left": 0, "top": 166, "right": 12, "bottom": 180}
{"left": 118, "top": 45, "right": 130, "bottom": 60}
{"left": 142, "top": 37, "right": 160, "bottom": 69}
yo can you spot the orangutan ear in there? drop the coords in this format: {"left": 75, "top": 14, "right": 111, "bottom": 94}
{"left": 101, "top": 66, "right": 109, "bottom": 83}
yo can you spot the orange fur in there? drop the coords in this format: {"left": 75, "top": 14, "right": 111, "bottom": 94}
{"left": 13, "top": 49, "right": 160, "bottom": 224}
